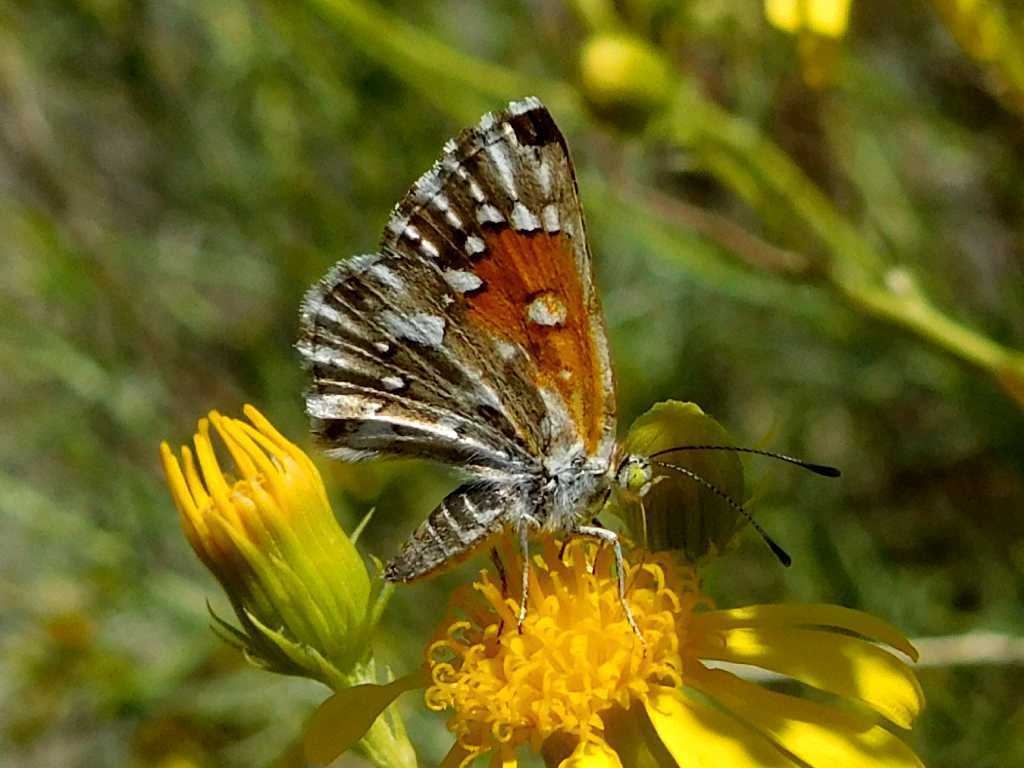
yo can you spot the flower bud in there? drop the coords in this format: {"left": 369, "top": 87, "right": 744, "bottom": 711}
{"left": 160, "top": 405, "right": 372, "bottom": 687}
{"left": 579, "top": 33, "right": 672, "bottom": 131}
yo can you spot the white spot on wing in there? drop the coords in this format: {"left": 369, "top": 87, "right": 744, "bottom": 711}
{"left": 443, "top": 269, "right": 483, "bottom": 293}
{"left": 537, "top": 157, "right": 552, "bottom": 196}
{"left": 412, "top": 168, "right": 443, "bottom": 204}
{"left": 512, "top": 202, "right": 541, "bottom": 232}
{"left": 369, "top": 263, "right": 405, "bottom": 293}
{"left": 381, "top": 375, "right": 405, "bottom": 391}
{"left": 347, "top": 253, "right": 380, "bottom": 271}
{"left": 307, "top": 394, "right": 382, "bottom": 420}
{"left": 433, "top": 194, "right": 463, "bottom": 229}
{"left": 526, "top": 292, "right": 567, "bottom": 327}
{"left": 457, "top": 166, "right": 486, "bottom": 202}
{"left": 465, "top": 235, "right": 486, "bottom": 256}
{"left": 508, "top": 96, "right": 543, "bottom": 115}
{"left": 420, "top": 239, "right": 440, "bottom": 259}
{"left": 542, "top": 203, "right": 560, "bottom": 233}
{"left": 486, "top": 142, "right": 518, "bottom": 198}
{"left": 495, "top": 339, "right": 519, "bottom": 361}
{"left": 311, "top": 302, "right": 346, "bottom": 328}
{"left": 477, "top": 204, "right": 505, "bottom": 226}
{"left": 380, "top": 310, "right": 446, "bottom": 347}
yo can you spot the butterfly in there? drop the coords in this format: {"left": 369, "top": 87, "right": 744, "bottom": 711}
{"left": 297, "top": 97, "right": 836, "bottom": 634}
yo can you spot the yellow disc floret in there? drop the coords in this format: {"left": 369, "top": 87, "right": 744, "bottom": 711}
{"left": 425, "top": 538, "right": 707, "bottom": 763}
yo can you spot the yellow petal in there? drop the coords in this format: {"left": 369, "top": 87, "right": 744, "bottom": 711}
{"left": 559, "top": 739, "right": 623, "bottom": 768}
{"left": 645, "top": 688, "right": 795, "bottom": 767}
{"left": 765, "top": 0, "right": 850, "bottom": 37}
{"left": 304, "top": 672, "right": 424, "bottom": 766}
{"left": 694, "top": 603, "right": 919, "bottom": 660}
{"left": 765, "top": 0, "right": 801, "bottom": 33}
{"left": 691, "top": 626, "right": 924, "bottom": 728}
{"left": 808, "top": 0, "right": 851, "bottom": 37}
{"left": 160, "top": 443, "right": 197, "bottom": 519}
{"left": 689, "top": 666, "right": 924, "bottom": 768}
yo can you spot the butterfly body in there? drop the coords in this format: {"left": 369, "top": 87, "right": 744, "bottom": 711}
{"left": 299, "top": 98, "right": 641, "bottom": 626}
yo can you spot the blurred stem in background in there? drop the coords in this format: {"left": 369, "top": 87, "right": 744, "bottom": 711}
{"left": 303, "top": 0, "right": 1024, "bottom": 408}
{"left": 929, "top": 0, "right": 1024, "bottom": 118}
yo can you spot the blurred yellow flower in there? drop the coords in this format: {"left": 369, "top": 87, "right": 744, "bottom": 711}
{"left": 579, "top": 33, "right": 672, "bottom": 130}
{"left": 425, "top": 538, "right": 924, "bottom": 768}
{"left": 160, "top": 405, "right": 372, "bottom": 686}
{"left": 765, "top": 0, "right": 853, "bottom": 38}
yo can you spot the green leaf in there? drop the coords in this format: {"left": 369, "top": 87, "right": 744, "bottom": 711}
{"left": 304, "top": 671, "right": 426, "bottom": 766}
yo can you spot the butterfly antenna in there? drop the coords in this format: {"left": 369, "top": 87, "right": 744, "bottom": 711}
{"left": 649, "top": 445, "right": 840, "bottom": 478}
{"left": 650, "top": 460, "right": 792, "bottom": 567}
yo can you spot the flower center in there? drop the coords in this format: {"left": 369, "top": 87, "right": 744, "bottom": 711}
{"left": 425, "top": 538, "right": 706, "bottom": 758}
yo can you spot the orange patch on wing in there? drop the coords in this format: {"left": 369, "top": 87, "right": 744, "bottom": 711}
{"left": 465, "top": 228, "right": 604, "bottom": 453}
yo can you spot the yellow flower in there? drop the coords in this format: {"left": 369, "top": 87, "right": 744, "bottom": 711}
{"left": 765, "top": 0, "right": 852, "bottom": 87}
{"left": 765, "top": 0, "right": 853, "bottom": 38}
{"left": 160, "top": 405, "right": 372, "bottom": 686}
{"left": 426, "top": 538, "right": 924, "bottom": 768}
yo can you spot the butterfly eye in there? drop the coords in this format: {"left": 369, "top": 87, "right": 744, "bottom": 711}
{"left": 616, "top": 455, "right": 652, "bottom": 493}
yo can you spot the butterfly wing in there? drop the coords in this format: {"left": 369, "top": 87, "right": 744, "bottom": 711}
{"left": 298, "top": 97, "right": 616, "bottom": 477}
{"left": 384, "top": 482, "right": 527, "bottom": 582}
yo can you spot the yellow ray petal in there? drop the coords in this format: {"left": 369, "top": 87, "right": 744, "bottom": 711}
{"left": 304, "top": 671, "right": 425, "bottom": 766}
{"left": 694, "top": 603, "right": 918, "bottom": 660}
{"left": 160, "top": 443, "right": 197, "bottom": 519}
{"left": 559, "top": 740, "right": 624, "bottom": 768}
{"left": 180, "top": 445, "right": 211, "bottom": 513}
{"left": 691, "top": 626, "right": 924, "bottom": 728}
{"left": 208, "top": 412, "right": 258, "bottom": 480}
{"left": 689, "top": 665, "right": 924, "bottom": 768}
{"left": 645, "top": 688, "right": 795, "bottom": 767}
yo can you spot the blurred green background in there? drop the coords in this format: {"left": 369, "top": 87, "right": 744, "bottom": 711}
{"left": 3, "top": 0, "right": 1024, "bottom": 766}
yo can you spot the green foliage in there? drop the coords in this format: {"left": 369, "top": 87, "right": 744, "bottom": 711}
{"left": 2, "top": 0, "right": 1024, "bottom": 766}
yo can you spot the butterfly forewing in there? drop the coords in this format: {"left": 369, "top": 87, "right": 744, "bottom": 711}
{"left": 298, "top": 97, "right": 617, "bottom": 578}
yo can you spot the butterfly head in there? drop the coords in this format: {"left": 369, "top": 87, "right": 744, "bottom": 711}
{"left": 614, "top": 453, "right": 655, "bottom": 500}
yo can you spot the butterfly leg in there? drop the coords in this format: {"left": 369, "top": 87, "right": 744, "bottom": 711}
{"left": 490, "top": 547, "right": 509, "bottom": 596}
{"left": 490, "top": 546, "right": 509, "bottom": 636}
{"left": 516, "top": 515, "right": 538, "bottom": 633}
{"left": 574, "top": 525, "right": 645, "bottom": 643}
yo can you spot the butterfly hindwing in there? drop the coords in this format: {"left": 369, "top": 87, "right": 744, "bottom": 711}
{"left": 384, "top": 482, "right": 529, "bottom": 582}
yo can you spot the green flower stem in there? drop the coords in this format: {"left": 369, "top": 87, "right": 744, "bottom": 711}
{"left": 929, "top": 0, "right": 1024, "bottom": 118}
{"left": 660, "top": 89, "right": 1024, "bottom": 405}
{"left": 307, "top": 0, "right": 575, "bottom": 122}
